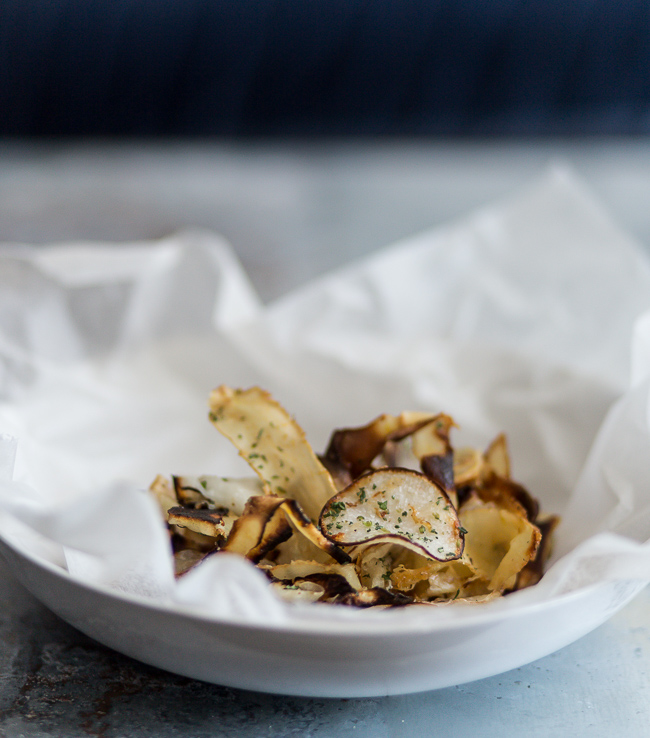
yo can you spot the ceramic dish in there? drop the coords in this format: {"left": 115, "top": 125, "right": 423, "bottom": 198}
{"left": 1, "top": 523, "right": 645, "bottom": 698}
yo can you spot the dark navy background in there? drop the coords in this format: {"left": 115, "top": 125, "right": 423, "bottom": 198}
{"left": 2, "top": 1, "right": 649, "bottom": 136}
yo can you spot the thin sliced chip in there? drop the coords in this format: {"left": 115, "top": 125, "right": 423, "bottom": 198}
{"left": 474, "top": 475, "right": 539, "bottom": 522}
{"left": 410, "top": 414, "right": 455, "bottom": 460}
{"left": 353, "top": 542, "right": 395, "bottom": 589}
{"left": 323, "top": 411, "right": 436, "bottom": 479}
{"left": 148, "top": 474, "right": 178, "bottom": 520}
{"left": 224, "top": 495, "right": 350, "bottom": 565}
{"left": 514, "top": 514, "right": 560, "bottom": 589}
{"left": 266, "top": 559, "right": 409, "bottom": 606}
{"left": 320, "top": 468, "right": 464, "bottom": 562}
{"left": 340, "top": 588, "right": 413, "bottom": 608}
{"left": 453, "top": 447, "right": 485, "bottom": 486}
{"left": 268, "top": 560, "right": 362, "bottom": 591}
{"left": 269, "top": 526, "right": 337, "bottom": 565}
{"left": 459, "top": 500, "right": 541, "bottom": 592}
{"left": 173, "top": 475, "right": 263, "bottom": 515}
{"left": 356, "top": 543, "right": 482, "bottom": 599}
{"left": 420, "top": 452, "right": 455, "bottom": 503}
{"left": 172, "top": 476, "right": 210, "bottom": 508}
{"left": 208, "top": 386, "right": 338, "bottom": 521}
{"left": 279, "top": 498, "right": 351, "bottom": 565}
{"left": 484, "top": 433, "right": 510, "bottom": 479}
{"left": 222, "top": 496, "right": 292, "bottom": 563}
{"left": 168, "top": 506, "right": 237, "bottom": 539}
{"left": 270, "top": 580, "right": 325, "bottom": 604}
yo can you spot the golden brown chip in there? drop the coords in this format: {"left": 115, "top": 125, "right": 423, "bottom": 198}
{"left": 459, "top": 500, "right": 541, "bottom": 592}
{"left": 320, "top": 468, "right": 464, "bottom": 562}
{"left": 208, "top": 385, "right": 338, "bottom": 521}
{"left": 222, "top": 495, "right": 293, "bottom": 563}
{"left": 223, "top": 495, "right": 350, "bottom": 565}
{"left": 267, "top": 560, "right": 362, "bottom": 590}
{"left": 453, "top": 447, "right": 485, "bottom": 486}
{"left": 151, "top": 385, "right": 557, "bottom": 608}
{"left": 323, "top": 411, "right": 437, "bottom": 479}
{"left": 167, "top": 506, "right": 237, "bottom": 539}
{"left": 484, "top": 433, "right": 511, "bottom": 479}
{"left": 148, "top": 474, "right": 178, "bottom": 520}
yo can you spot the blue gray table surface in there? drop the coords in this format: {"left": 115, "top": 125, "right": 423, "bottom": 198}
{"left": 0, "top": 139, "right": 649, "bottom": 737}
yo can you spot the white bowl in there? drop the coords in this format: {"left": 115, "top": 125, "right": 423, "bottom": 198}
{"left": 1, "top": 529, "right": 645, "bottom": 698}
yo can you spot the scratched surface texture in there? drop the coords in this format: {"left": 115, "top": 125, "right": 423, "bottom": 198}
{"left": 1, "top": 556, "right": 648, "bottom": 737}
{"left": 1, "top": 140, "right": 650, "bottom": 737}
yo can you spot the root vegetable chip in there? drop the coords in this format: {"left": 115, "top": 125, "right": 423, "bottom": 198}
{"left": 319, "top": 468, "right": 464, "bottom": 562}
{"left": 323, "top": 411, "right": 438, "bottom": 479}
{"left": 223, "top": 495, "right": 350, "bottom": 565}
{"left": 459, "top": 500, "right": 541, "bottom": 592}
{"left": 173, "top": 475, "right": 263, "bottom": 516}
{"left": 208, "top": 385, "right": 338, "bottom": 521}
{"left": 167, "top": 506, "right": 237, "bottom": 539}
{"left": 150, "top": 385, "right": 558, "bottom": 609}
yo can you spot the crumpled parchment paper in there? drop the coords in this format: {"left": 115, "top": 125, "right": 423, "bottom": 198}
{"left": 1, "top": 166, "right": 650, "bottom": 626}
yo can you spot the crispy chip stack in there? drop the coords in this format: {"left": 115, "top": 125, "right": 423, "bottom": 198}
{"left": 149, "top": 386, "right": 559, "bottom": 608}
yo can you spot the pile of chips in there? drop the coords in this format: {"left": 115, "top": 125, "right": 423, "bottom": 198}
{"left": 150, "top": 386, "right": 558, "bottom": 607}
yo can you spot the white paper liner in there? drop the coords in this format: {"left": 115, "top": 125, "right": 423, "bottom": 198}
{"left": 1, "top": 166, "right": 650, "bottom": 628}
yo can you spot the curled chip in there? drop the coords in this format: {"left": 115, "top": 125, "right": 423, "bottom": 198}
{"left": 167, "top": 506, "right": 237, "bottom": 539}
{"left": 322, "top": 411, "right": 438, "bottom": 480}
{"left": 319, "top": 468, "right": 464, "bottom": 562}
{"left": 223, "top": 495, "right": 350, "bottom": 565}
{"left": 208, "top": 385, "right": 338, "bottom": 521}
{"left": 149, "top": 385, "right": 558, "bottom": 609}
{"left": 458, "top": 498, "right": 541, "bottom": 592}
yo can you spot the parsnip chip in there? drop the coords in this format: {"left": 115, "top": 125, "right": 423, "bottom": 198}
{"left": 223, "top": 495, "right": 350, "bottom": 565}
{"left": 270, "top": 580, "right": 325, "bottom": 604}
{"left": 266, "top": 559, "right": 411, "bottom": 606}
{"left": 320, "top": 468, "right": 464, "bottom": 562}
{"left": 410, "top": 414, "right": 455, "bottom": 461}
{"left": 151, "top": 384, "right": 557, "bottom": 608}
{"left": 149, "top": 474, "right": 177, "bottom": 520}
{"left": 515, "top": 513, "right": 560, "bottom": 589}
{"left": 484, "top": 433, "right": 510, "bottom": 479}
{"left": 278, "top": 497, "right": 351, "bottom": 564}
{"left": 452, "top": 447, "right": 485, "bottom": 486}
{"left": 222, "top": 495, "right": 293, "bottom": 563}
{"left": 167, "top": 506, "right": 237, "bottom": 539}
{"left": 465, "top": 473, "right": 539, "bottom": 522}
{"left": 268, "top": 560, "right": 362, "bottom": 591}
{"left": 173, "top": 475, "right": 263, "bottom": 516}
{"left": 208, "top": 386, "right": 338, "bottom": 521}
{"left": 323, "top": 411, "right": 437, "bottom": 479}
{"left": 459, "top": 501, "right": 541, "bottom": 592}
